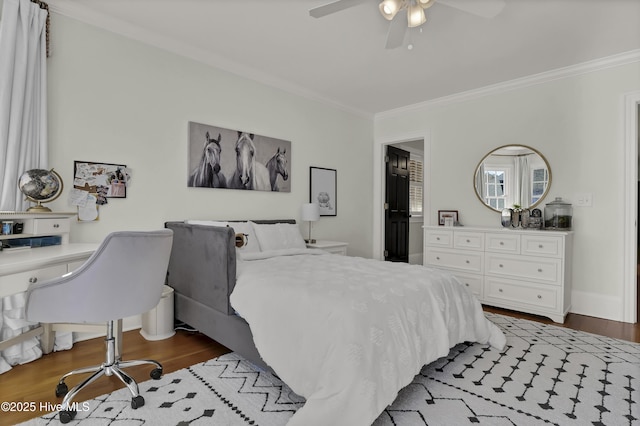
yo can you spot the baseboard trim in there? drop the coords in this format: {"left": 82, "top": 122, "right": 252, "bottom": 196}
{"left": 570, "top": 290, "right": 624, "bottom": 322}
{"left": 72, "top": 315, "right": 142, "bottom": 343}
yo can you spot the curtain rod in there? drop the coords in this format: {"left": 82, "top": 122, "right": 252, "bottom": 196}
{"left": 30, "top": 0, "right": 50, "bottom": 57}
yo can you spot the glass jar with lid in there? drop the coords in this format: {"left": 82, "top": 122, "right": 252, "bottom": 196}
{"left": 544, "top": 197, "right": 572, "bottom": 230}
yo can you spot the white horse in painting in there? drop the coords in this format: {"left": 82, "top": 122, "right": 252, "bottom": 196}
{"left": 229, "top": 132, "right": 271, "bottom": 191}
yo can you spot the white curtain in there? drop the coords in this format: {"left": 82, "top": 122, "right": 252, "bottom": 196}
{"left": 0, "top": 0, "right": 49, "bottom": 374}
{"left": 0, "top": 0, "right": 48, "bottom": 212}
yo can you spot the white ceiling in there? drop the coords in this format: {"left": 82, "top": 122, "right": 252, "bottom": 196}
{"left": 47, "top": 0, "right": 640, "bottom": 116}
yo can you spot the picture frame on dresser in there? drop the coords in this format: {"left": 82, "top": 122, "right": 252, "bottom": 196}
{"left": 438, "top": 210, "right": 458, "bottom": 226}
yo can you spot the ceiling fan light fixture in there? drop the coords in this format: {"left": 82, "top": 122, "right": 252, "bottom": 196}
{"left": 379, "top": 0, "right": 402, "bottom": 20}
{"left": 416, "top": 0, "right": 436, "bottom": 9}
{"left": 407, "top": 3, "right": 426, "bottom": 27}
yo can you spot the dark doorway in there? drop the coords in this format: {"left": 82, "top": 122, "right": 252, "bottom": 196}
{"left": 385, "top": 145, "right": 410, "bottom": 262}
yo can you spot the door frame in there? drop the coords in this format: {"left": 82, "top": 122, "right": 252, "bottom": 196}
{"left": 622, "top": 90, "right": 640, "bottom": 323}
{"left": 373, "top": 131, "right": 431, "bottom": 260}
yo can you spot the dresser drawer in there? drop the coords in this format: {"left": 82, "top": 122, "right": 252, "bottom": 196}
{"left": 452, "top": 272, "right": 483, "bottom": 299}
{"left": 425, "top": 249, "right": 483, "bottom": 273}
{"left": 521, "top": 234, "right": 563, "bottom": 258}
{"left": 485, "top": 233, "right": 520, "bottom": 253}
{"left": 0, "top": 264, "right": 67, "bottom": 298}
{"left": 453, "top": 232, "right": 484, "bottom": 251}
{"left": 32, "top": 218, "right": 70, "bottom": 234}
{"left": 484, "top": 277, "right": 559, "bottom": 311}
{"left": 485, "top": 253, "right": 561, "bottom": 285}
{"left": 425, "top": 230, "right": 453, "bottom": 248}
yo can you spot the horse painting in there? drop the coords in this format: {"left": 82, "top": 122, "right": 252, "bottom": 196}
{"left": 188, "top": 132, "right": 227, "bottom": 188}
{"left": 266, "top": 147, "right": 288, "bottom": 191}
{"left": 229, "top": 132, "right": 271, "bottom": 191}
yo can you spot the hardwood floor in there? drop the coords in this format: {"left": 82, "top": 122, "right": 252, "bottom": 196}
{"left": 1, "top": 308, "right": 638, "bottom": 425}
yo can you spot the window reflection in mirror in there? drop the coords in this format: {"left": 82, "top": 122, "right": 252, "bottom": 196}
{"left": 474, "top": 145, "right": 551, "bottom": 212}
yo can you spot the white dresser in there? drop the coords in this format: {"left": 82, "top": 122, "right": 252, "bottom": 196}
{"left": 424, "top": 226, "right": 573, "bottom": 323}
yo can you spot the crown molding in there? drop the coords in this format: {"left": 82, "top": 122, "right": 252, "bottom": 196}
{"left": 375, "top": 49, "right": 640, "bottom": 120}
{"left": 47, "top": 0, "right": 373, "bottom": 120}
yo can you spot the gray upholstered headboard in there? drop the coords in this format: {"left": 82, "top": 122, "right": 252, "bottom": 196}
{"left": 164, "top": 220, "right": 295, "bottom": 316}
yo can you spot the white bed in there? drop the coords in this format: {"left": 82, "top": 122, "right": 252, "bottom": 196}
{"left": 231, "top": 241, "right": 506, "bottom": 426}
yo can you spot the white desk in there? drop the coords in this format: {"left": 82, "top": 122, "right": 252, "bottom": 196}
{"left": 0, "top": 243, "right": 108, "bottom": 355}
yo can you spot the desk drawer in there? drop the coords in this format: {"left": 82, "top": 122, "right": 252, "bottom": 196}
{"left": 32, "top": 218, "right": 70, "bottom": 235}
{"left": 0, "top": 264, "right": 67, "bottom": 298}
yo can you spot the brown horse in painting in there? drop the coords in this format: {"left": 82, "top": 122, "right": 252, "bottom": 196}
{"left": 188, "top": 132, "right": 227, "bottom": 188}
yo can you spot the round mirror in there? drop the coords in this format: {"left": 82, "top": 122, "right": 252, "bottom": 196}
{"left": 473, "top": 145, "right": 551, "bottom": 212}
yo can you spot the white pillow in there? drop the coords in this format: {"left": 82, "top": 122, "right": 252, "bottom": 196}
{"left": 252, "top": 222, "right": 307, "bottom": 251}
{"left": 230, "top": 221, "right": 261, "bottom": 253}
{"left": 185, "top": 220, "right": 229, "bottom": 227}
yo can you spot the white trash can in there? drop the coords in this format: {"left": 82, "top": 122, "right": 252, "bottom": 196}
{"left": 140, "top": 285, "right": 175, "bottom": 341}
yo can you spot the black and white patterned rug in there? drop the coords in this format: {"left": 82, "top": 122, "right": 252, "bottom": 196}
{"left": 23, "top": 313, "right": 640, "bottom": 425}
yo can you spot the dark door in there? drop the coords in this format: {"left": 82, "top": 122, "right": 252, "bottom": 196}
{"left": 385, "top": 145, "right": 410, "bottom": 262}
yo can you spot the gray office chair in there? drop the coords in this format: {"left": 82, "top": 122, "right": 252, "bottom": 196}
{"left": 25, "top": 230, "right": 174, "bottom": 424}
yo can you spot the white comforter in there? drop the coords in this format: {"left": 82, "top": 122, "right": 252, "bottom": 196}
{"left": 230, "top": 249, "right": 506, "bottom": 426}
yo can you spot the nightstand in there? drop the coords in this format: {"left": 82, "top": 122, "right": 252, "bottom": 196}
{"left": 306, "top": 240, "right": 348, "bottom": 256}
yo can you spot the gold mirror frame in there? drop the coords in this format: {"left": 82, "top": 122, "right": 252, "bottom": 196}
{"left": 473, "top": 145, "right": 552, "bottom": 212}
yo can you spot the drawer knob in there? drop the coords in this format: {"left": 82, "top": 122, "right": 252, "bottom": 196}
{"left": 538, "top": 244, "right": 544, "bottom": 248}
{"left": 499, "top": 264, "right": 504, "bottom": 268}
{"left": 465, "top": 260, "right": 470, "bottom": 264}
{"left": 466, "top": 239, "right": 470, "bottom": 243}
{"left": 53, "top": 223, "right": 60, "bottom": 228}
{"left": 28, "top": 277, "right": 38, "bottom": 283}
{"left": 465, "top": 283, "right": 469, "bottom": 287}
{"left": 498, "top": 288, "right": 503, "bottom": 292}
{"left": 537, "top": 295, "right": 542, "bottom": 299}
{"left": 436, "top": 237, "right": 440, "bottom": 241}
{"left": 436, "top": 256, "right": 440, "bottom": 260}
{"left": 538, "top": 268, "right": 543, "bottom": 273}
{"left": 499, "top": 241, "right": 504, "bottom": 245}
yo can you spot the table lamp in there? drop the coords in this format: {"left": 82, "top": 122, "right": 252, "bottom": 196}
{"left": 301, "top": 203, "right": 320, "bottom": 243}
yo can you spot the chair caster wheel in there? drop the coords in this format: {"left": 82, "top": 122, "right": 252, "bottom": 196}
{"left": 150, "top": 367, "right": 163, "bottom": 380}
{"left": 59, "top": 409, "right": 76, "bottom": 424}
{"left": 131, "top": 395, "right": 145, "bottom": 409}
{"left": 55, "top": 383, "right": 68, "bottom": 397}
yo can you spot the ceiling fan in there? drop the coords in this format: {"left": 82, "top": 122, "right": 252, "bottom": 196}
{"left": 309, "top": 0, "right": 506, "bottom": 49}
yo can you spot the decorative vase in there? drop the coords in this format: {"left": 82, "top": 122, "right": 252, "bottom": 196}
{"left": 501, "top": 208, "right": 513, "bottom": 228}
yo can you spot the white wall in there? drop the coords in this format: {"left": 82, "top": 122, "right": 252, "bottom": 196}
{"left": 45, "top": 14, "right": 374, "bottom": 257}
{"left": 374, "top": 61, "right": 640, "bottom": 321}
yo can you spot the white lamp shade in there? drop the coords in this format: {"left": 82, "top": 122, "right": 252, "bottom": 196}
{"left": 301, "top": 203, "right": 320, "bottom": 222}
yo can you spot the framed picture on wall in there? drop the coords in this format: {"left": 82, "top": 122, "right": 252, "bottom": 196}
{"left": 310, "top": 167, "right": 337, "bottom": 216}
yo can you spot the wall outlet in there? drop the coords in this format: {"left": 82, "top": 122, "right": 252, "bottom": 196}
{"left": 575, "top": 193, "right": 593, "bottom": 207}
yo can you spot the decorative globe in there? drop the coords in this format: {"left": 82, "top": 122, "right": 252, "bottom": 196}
{"left": 18, "top": 168, "right": 63, "bottom": 212}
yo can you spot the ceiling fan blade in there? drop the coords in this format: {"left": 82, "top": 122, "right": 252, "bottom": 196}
{"left": 309, "top": 0, "right": 369, "bottom": 18}
{"left": 438, "top": 0, "right": 506, "bottom": 18}
{"left": 385, "top": 11, "right": 407, "bottom": 49}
